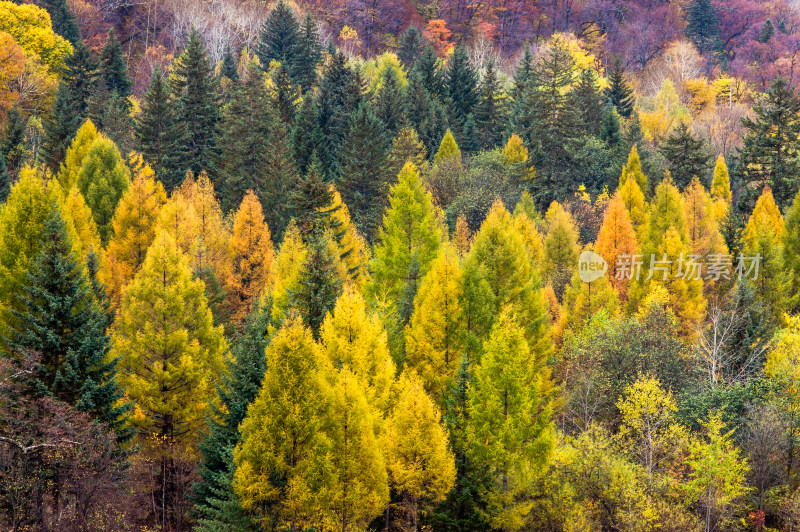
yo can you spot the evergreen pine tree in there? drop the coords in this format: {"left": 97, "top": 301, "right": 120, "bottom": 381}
{"left": 262, "top": 113, "right": 298, "bottom": 239}
{"left": 0, "top": 151, "right": 9, "bottom": 204}
{"left": 445, "top": 44, "right": 478, "bottom": 143}
{"left": 7, "top": 204, "right": 130, "bottom": 440}
{"left": 101, "top": 90, "right": 134, "bottom": 154}
{"left": 100, "top": 28, "right": 132, "bottom": 98}
{"left": 317, "top": 51, "right": 361, "bottom": 177}
{"left": 288, "top": 232, "right": 343, "bottom": 337}
{"left": 474, "top": 60, "right": 507, "bottom": 150}
{"left": 272, "top": 63, "right": 298, "bottom": 124}
{"left": 42, "top": 82, "right": 81, "bottom": 171}
{"left": 398, "top": 24, "right": 425, "bottom": 68}
{"left": 599, "top": 106, "right": 622, "bottom": 148}
{"left": 414, "top": 45, "right": 445, "bottom": 99}
{"left": 337, "top": 102, "right": 390, "bottom": 239}
{"left": 738, "top": 76, "right": 800, "bottom": 208}
{"left": 373, "top": 66, "right": 406, "bottom": 139}
{"left": 39, "top": 0, "right": 81, "bottom": 46}
{"left": 659, "top": 122, "right": 711, "bottom": 190}
{"left": 256, "top": 1, "right": 300, "bottom": 73}
{"left": 685, "top": 0, "right": 721, "bottom": 55}
{"left": 293, "top": 13, "right": 323, "bottom": 91}
{"left": 0, "top": 105, "right": 27, "bottom": 178}
{"left": 135, "top": 65, "right": 187, "bottom": 192}
{"left": 221, "top": 43, "right": 239, "bottom": 81}
{"left": 512, "top": 46, "right": 534, "bottom": 100}
{"left": 604, "top": 56, "right": 634, "bottom": 118}
{"left": 172, "top": 28, "right": 220, "bottom": 180}
{"left": 218, "top": 63, "right": 272, "bottom": 210}
{"left": 758, "top": 19, "right": 775, "bottom": 44}
{"left": 289, "top": 159, "right": 334, "bottom": 236}
{"left": 405, "top": 70, "right": 448, "bottom": 158}
{"left": 291, "top": 96, "right": 324, "bottom": 175}
{"left": 570, "top": 68, "right": 604, "bottom": 136}
{"left": 64, "top": 41, "right": 100, "bottom": 120}
{"left": 192, "top": 300, "right": 272, "bottom": 532}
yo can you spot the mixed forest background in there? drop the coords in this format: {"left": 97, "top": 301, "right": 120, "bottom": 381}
{"left": 7, "top": 0, "right": 800, "bottom": 530}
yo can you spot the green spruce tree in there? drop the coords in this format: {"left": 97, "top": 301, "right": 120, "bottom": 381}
{"left": 604, "top": 56, "right": 634, "bottom": 118}
{"left": 100, "top": 28, "right": 132, "bottom": 98}
{"left": 685, "top": 0, "right": 721, "bottom": 54}
{"left": 659, "top": 122, "right": 712, "bottom": 190}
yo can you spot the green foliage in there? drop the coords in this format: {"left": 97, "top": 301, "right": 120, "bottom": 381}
{"left": 288, "top": 232, "right": 343, "bottom": 337}
{"left": 659, "top": 122, "right": 711, "bottom": 190}
{"left": 604, "top": 56, "right": 634, "bottom": 118}
{"left": 685, "top": 0, "right": 721, "bottom": 54}
{"left": 100, "top": 28, "right": 132, "bottom": 97}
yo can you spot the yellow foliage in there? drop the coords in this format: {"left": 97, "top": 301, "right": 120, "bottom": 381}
{"left": 0, "top": 1, "right": 72, "bottom": 73}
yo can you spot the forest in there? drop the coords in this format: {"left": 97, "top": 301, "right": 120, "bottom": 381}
{"left": 5, "top": 0, "right": 800, "bottom": 530}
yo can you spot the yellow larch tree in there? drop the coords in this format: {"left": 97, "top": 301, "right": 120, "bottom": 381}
{"left": 324, "top": 187, "right": 370, "bottom": 287}
{"left": 269, "top": 220, "right": 308, "bottom": 325}
{"left": 682, "top": 177, "right": 727, "bottom": 260}
{"left": 710, "top": 155, "right": 732, "bottom": 222}
{"left": 618, "top": 166, "right": 648, "bottom": 236}
{"left": 58, "top": 119, "right": 99, "bottom": 190}
{"left": 542, "top": 202, "right": 580, "bottom": 301}
{"left": 559, "top": 243, "right": 620, "bottom": 339}
{"left": 61, "top": 185, "right": 102, "bottom": 261}
{"left": 452, "top": 214, "right": 472, "bottom": 257}
{"left": 595, "top": 191, "right": 639, "bottom": 300}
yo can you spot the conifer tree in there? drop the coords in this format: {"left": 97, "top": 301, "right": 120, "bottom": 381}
{"left": 474, "top": 60, "right": 507, "bottom": 150}
{"left": 445, "top": 44, "right": 478, "bottom": 142}
{"left": 59, "top": 119, "right": 99, "bottom": 189}
{"left": 618, "top": 165, "right": 648, "bottom": 234}
{"left": 326, "top": 188, "right": 371, "bottom": 287}
{"left": 604, "top": 56, "right": 634, "bottom": 118}
{"left": 659, "top": 122, "right": 711, "bottom": 190}
{"left": 398, "top": 24, "right": 425, "bottom": 68}
{"left": 193, "top": 300, "right": 272, "bottom": 532}
{"left": 262, "top": 115, "right": 298, "bottom": 239}
{"left": 39, "top": 0, "right": 81, "bottom": 46}
{"left": 371, "top": 161, "right": 443, "bottom": 316}
{"left": 293, "top": 13, "right": 322, "bottom": 90}
{"left": 320, "top": 286, "right": 395, "bottom": 411}
{"left": 595, "top": 192, "right": 639, "bottom": 299}
{"left": 256, "top": 1, "right": 300, "bottom": 73}
{"left": 466, "top": 310, "right": 555, "bottom": 531}
{"left": 233, "top": 317, "right": 334, "bottom": 529}
{"left": 570, "top": 68, "right": 604, "bottom": 136}
{"left": 317, "top": 51, "right": 361, "bottom": 176}
{"left": 63, "top": 41, "right": 99, "bottom": 120}
{"left": 405, "top": 246, "right": 465, "bottom": 402}
{"left": 710, "top": 155, "right": 732, "bottom": 222}
{"left": 288, "top": 232, "right": 344, "bottom": 337}
{"left": 739, "top": 76, "right": 800, "bottom": 208}
{"left": 0, "top": 155, "right": 8, "bottom": 204}
{"left": 337, "top": 102, "right": 390, "bottom": 239}
{"left": 414, "top": 45, "right": 445, "bottom": 97}
{"left": 172, "top": 28, "right": 220, "bottom": 180}
{"left": 434, "top": 128, "right": 462, "bottom": 166}
{"left": 218, "top": 63, "right": 272, "bottom": 210}
{"left": 135, "top": 65, "right": 186, "bottom": 192}
{"left": 542, "top": 202, "right": 580, "bottom": 301}
{"left": 384, "top": 370, "right": 456, "bottom": 531}
{"left": 100, "top": 28, "right": 132, "bottom": 97}
{"left": 685, "top": 0, "right": 721, "bottom": 54}
{"left": 784, "top": 189, "right": 800, "bottom": 313}
{"left": 560, "top": 244, "right": 620, "bottom": 337}
{"left": 100, "top": 91, "right": 134, "bottom": 153}
{"left": 7, "top": 204, "right": 129, "bottom": 438}
{"left": 758, "top": 19, "right": 775, "bottom": 44}
{"left": 624, "top": 145, "right": 648, "bottom": 194}
{"left": 0, "top": 169, "right": 60, "bottom": 311}
{"left": 682, "top": 177, "right": 727, "bottom": 260}
{"left": 644, "top": 178, "right": 687, "bottom": 258}
{"left": 227, "top": 190, "right": 274, "bottom": 321}
{"left": 0, "top": 105, "right": 27, "bottom": 178}
{"left": 41, "top": 83, "right": 81, "bottom": 171}
{"left": 272, "top": 63, "right": 299, "bottom": 125}
{"left": 101, "top": 168, "right": 167, "bottom": 308}
{"left": 600, "top": 106, "right": 622, "bottom": 148}
{"left": 741, "top": 186, "right": 787, "bottom": 317}
{"left": 373, "top": 66, "right": 406, "bottom": 139}
{"left": 290, "top": 159, "right": 334, "bottom": 236}
{"left": 75, "top": 136, "right": 131, "bottom": 243}
{"left": 291, "top": 96, "right": 324, "bottom": 175}
{"left": 389, "top": 127, "right": 428, "bottom": 177}
{"left": 221, "top": 42, "right": 239, "bottom": 81}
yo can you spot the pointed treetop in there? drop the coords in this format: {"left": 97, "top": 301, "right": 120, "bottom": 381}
{"left": 434, "top": 128, "right": 461, "bottom": 166}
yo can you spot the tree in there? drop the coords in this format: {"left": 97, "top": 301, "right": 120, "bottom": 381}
{"left": 384, "top": 370, "right": 456, "bottom": 532}
{"left": 373, "top": 66, "right": 406, "bottom": 140}
{"left": 62, "top": 42, "right": 98, "bottom": 120}
{"left": 193, "top": 300, "right": 272, "bottom": 532}
{"left": 290, "top": 161, "right": 334, "bottom": 236}
{"left": 405, "top": 246, "right": 464, "bottom": 402}
{"left": 291, "top": 96, "right": 323, "bottom": 175}
{"left": 684, "top": 415, "right": 750, "bottom": 532}
{"left": 542, "top": 202, "right": 580, "bottom": 301}
{"left": 100, "top": 28, "right": 131, "bottom": 98}
{"left": 685, "top": 0, "right": 721, "bottom": 55}
{"left": 738, "top": 77, "right": 800, "bottom": 208}
{"left": 172, "top": 28, "right": 220, "bottom": 180}
{"left": 293, "top": 13, "right": 322, "bottom": 90}
{"left": 570, "top": 68, "right": 604, "bottom": 136}
{"left": 220, "top": 43, "right": 239, "bottom": 81}
{"left": 371, "top": 161, "right": 442, "bottom": 322}
{"left": 0, "top": 105, "right": 27, "bottom": 179}
{"left": 595, "top": 192, "right": 639, "bottom": 299}
{"left": 317, "top": 51, "right": 360, "bottom": 177}
{"left": 659, "top": 122, "right": 711, "bottom": 190}
{"left": 434, "top": 128, "right": 462, "bottom": 166}
{"left": 444, "top": 44, "right": 478, "bottom": 144}
{"left": 256, "top": 1, "right": 299, "bottom": 75}
{"left": 683, "top": 177, "right": 727, "bottom": 260}
{"left": 227, "top": 190, "right": 274, "bottom": 320}
{"left": 642, "top": 178, "right": 686, "bottom": 258}
{"left": 75, "top": 136, "right": 131, "bottom": 243}
{"left": 604, "top": 56, "right": 634, "bottom": 118}
{"left": 262, "top": 114, "right": 299, "bottom": 239}
{"left": 710, "top": 155, "right": 732, "bottom": 222}
{"left": 624, "top": 145, "right": 648, "bottom": 195}
{"left": 58, "top": 119, "right": 98, "bottom": 191}
{"left": 466, "top": 310, "right": 555, "bottom": 531}
{"left": 560, "top": 244, "right": 620, "bottom": 337}
{"left": 758, "top": 19, "right": 774, "bottom": 44}
{"left": 389, "top": 127, "right": 428, "bottom": 177}
{"left": 111, "top": 231, "right": 227, "bottom": 528}
{"left": 41, "top": 83, "right": 81, "bottom": 172}
{"left": 474, "top": 61, "right": 507, "bottom": 150}
{"left": 321, "top": 368, "right": 389, "bottom": 530}
{"left": 101, "top": 167, "right": 167, "bottom": 308}
{"left": 135, "top": 65, "right": 186, "bottom": 192}
{"left": 39, "top": 0, "right": 81, "bottom": 46}
{"left": 616, "top": 377, "right": 687, "bottom": 488}
{"left": 6, "top": 204, "right": 129, "bottom": 439}
{"left": 337, "top": 102, "right": 390, "bottom": 239}
{"left": 288, "top": 233, "right": 343, "bottom": 337}
{"left": 233, "top": 317, "right": 333, "bottom": 530}
{"left": 218, "top": 64, "right": 272, "bottom": 210}
{"left": 398, "top": 24, "right": 425, "bottom": 68}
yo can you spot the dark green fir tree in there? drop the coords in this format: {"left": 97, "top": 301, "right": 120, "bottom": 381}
{"left": 0, "top": 154, "right": 10, "bottom": 203}
{"left": 474, "top": 60, "right": 507, "bottom": 150}
{"left": 758, "top": 19, "right": 775, "bottom": 44}
{"left": 445, "top": 44, "right": 478, "bottom": 141}
{"left": 398, "top": 24, "right": 425, "bottom": 68}
{"left": 414, "top": 45, "right": 445, "bottom": 99}
{"left": 337, "top": 102, "right": 390, "bottom": 240}
{"left": 272, "top": 63, "right": 299, "bottom": 125}
{"left": 100, "top": 28, "right": 132, "bottom": 98}
{"left": 38, "top": 0, "right": 81, "bottom": 46}
{"left": 256, "top": 0, "right": 300, "bottom": 71}
{"left": 317, "top": 51, "right": 361, "bottom": 177}
{"left": 293, "top": 13, "right": 323, "bottom": 90}
{"left": 172, "top": 28, "right": 221, "bottom": 180}
{"left": 604, "top": 56, "right": 634, "bottom": 118}
{"left": 64, "top": 42, "right": 100, "bottom": 119}
{"left": 6, "top": 205, "right": 130, "bottom": 441}
{"left": 288, "top": 233, "right": 343, "bottom": 337}
{"left": 685, "top": 0, "right": 721, "bottom": 54}
{"left": 291, "top": 96, "right": 324, "bottom": 175}
{"left": 289, "top": 157, "right": 335, "bottom": 236}
{"left": 0, "top": 105, "right": 27, "bottom": 177}
{"left": 570, "top": 68, "right": 604, "bottom": 136}
{"left": 41, "top": 82, "right": 81, "bottom": 171}
{"left": 135, "top": 65, "right": 187, "bottom": 192}
{"left": 263, "top": 114, "right": 299, "bottom": 239}
{"left": 374, "top": 66, "right": 406, "bottom": 139}
{"left": 221, "top": 43, "right": 239, "bottom": 81}
{"left": 659, "top": 122, "right": 711, "bottom": 189}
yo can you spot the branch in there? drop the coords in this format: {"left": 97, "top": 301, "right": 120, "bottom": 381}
{"left": 0, "top": 436, "right": 81, "bottom": 454}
